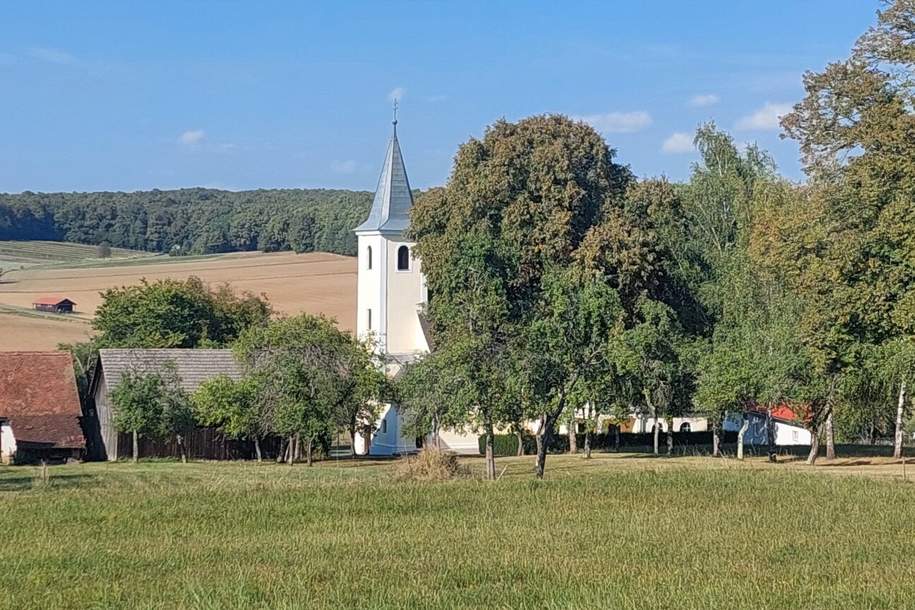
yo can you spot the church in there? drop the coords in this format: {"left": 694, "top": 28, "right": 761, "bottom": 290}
{"left": 351, "top": 117, "right": 479, "bottom": 456}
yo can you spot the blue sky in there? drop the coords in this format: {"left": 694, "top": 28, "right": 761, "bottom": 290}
{"left": 0, "top": 1, "right": 879, "bottom": 193}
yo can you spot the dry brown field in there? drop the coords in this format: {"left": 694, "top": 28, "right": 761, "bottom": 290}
{"left": 0, "top": 251, "right": 355, "bottom": 350}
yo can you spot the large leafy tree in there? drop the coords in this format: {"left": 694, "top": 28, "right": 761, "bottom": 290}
{"left": 779, "top": 0, "right": 915, "bottom": 458}
{"left": 411, "top": 115, "right": 663, "bottom": 479}
{"left": 234, "top": 314, "right": 365, "bottom": 465}
{"left": 94, "top": 277, "right": 272, "bottom": 348}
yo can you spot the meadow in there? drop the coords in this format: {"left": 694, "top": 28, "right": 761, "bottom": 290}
{"left": 0, "top": 243, "right": 356, "bottom": 350}
{"left": 1, "top": 454, "right": 913, "bottom": 609}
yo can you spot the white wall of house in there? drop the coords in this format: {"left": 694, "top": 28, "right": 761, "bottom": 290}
{"left": 0, "top": 423, "right": 16, "bottom": 464}
{"left": 723, "top": 413, "right": 809, "bottom": 446}
{"left": 629, "top": 415, "right": 709, "bottom": 434}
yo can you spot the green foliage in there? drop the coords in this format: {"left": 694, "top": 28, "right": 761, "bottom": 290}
{"left": 93, "top": 277, "right": 272, "bottom": 348}
{"left": 0, "top": 188, "right": 371, "bottom": 256}
{"left": 111, "top": 364, "right": 192, "bottom": 442}
{"left": 191, "top": 375, "right": 261, "bottom": 441}
{"left": 234, "top": 314, "right": 382, "bottom": 458}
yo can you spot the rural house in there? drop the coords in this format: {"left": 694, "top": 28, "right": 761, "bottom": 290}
{"left": 90, "top": 349, "right": 244, "bottom": 460}
{"left": 32, "top": 296, "right": 76, "bottom": 313}
{"left": 0, "top": 351, "right": 85, "bottom": 463}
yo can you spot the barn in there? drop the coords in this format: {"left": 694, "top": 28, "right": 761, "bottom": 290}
{"left": 89, "top": 349, "right": 249, "bottom": 460}
{"left": 32, "top": 296, "right": 77, "bottom": 313}
{"left": 0, "top": 351, "right": 86, "bottom": 464}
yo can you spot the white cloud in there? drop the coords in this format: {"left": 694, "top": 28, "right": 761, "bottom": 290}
{"left": 178, "top": 129, "right": 206, "bottom": 145}
{"left": 735, "top": 102, "right": 792, "bottom": 131}
{"left": 574, "top": 110, "right": 653, "bottom": 134}
{"left": 28, "top": 47, "right": 76, "bottom": 65}
{"left": 661, "top": 132, "right": 694, "bottom": 154}
{"left": 689, "top": 94, "right": 719, "bottom": 108}
{"left": 330, "top": 159, "right": 357, "bottom": 174}
{"left": 388, "top": 87, "right": 406, "bottom": 103}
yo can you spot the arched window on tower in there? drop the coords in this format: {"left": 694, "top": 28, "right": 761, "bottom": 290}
{"left": 397, "top": 245, "right": 410, "bottom": 271}
{"left": 366, "top": 246, "right": 372, "bottom": 270}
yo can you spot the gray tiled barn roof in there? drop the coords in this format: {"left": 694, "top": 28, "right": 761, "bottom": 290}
{"left": 96, "top": 349, "right": 243, "bottom": 394}
{"left": 353, "top": 127, "right": 414, "bottom": 236}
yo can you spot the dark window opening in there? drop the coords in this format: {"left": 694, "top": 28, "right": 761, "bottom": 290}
{"left": 397, "top": 245, "right": 410, "bottom": 271}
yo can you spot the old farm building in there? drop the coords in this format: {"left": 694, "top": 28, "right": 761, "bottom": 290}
{"left": 90, "top": 349, "right": 245, "bottom": 460}
{"left": 0, "top": 351, "right": 85, "bottom": 463}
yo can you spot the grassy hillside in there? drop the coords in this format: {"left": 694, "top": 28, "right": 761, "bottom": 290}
{"left": 1, "top": 454, "right": 913, "bottom": 609}
{"left": 0, "top": 240, "right": 148, "bottom": 269}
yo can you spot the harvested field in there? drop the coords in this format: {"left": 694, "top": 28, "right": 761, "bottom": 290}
{"left": 0, "top": 249, "right": 356, "bottom": 350}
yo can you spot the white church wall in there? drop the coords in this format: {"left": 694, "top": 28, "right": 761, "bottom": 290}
{"left": 356, "top": 234, "right": 387, "bottom": 348}
{"left": 384, "top": 239, "right": 427, "bottom": 355}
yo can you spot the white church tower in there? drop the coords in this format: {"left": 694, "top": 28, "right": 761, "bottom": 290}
{"left": 353, "top": 113, "right": 429, "bottom": 456}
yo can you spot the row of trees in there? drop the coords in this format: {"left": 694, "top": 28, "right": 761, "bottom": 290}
{"left": 395, "top": 1, "right": 915, "bottom": 479}
{"left": 0, "top": 187, "right": 371, "bottom": 256}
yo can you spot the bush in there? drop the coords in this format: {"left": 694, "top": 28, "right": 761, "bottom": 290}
{"left": 394, "top": 449, "right": 470, "bottom": 481}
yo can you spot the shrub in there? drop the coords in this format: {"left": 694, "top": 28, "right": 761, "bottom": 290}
{"left": 394, "top": 449, "right": 470, "bottom": 482}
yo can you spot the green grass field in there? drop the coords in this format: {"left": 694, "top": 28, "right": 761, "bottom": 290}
{"left": 0, "top": 240, "right": 148, "bottom": 269}
{"left": 1, "top": 454, "right": 913, "bottom": 609}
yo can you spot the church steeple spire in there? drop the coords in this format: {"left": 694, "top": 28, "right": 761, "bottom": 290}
{"left": 354, "top": 111, "right": 414, "bottom": 236}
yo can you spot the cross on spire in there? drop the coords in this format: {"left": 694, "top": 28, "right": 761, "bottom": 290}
{"left": 392, "top": 99, "right": 399, "bottom": 133}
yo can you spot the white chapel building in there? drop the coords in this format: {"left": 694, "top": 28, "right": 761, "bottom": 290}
{"left": 352, "top": 118, "right": 430, "bottom": 456}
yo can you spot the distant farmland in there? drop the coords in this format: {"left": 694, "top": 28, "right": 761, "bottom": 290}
{"left": 0, "top": 240, "right": 148, "bottom": 269}
{"left": 0, "top": 244, "right": 356, "bottom": 350}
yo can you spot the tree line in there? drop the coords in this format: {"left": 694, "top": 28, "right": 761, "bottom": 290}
{"left": 0, "top": 187, "right": 371, "bottom": 256}
{"left": 396, "top": 2, "right": 915, "bottom": 479}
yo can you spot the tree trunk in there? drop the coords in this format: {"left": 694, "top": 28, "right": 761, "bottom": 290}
{"left": 569, "top": 425, "right": 577, "bottom": 455}
{"left": 766, "top": 407, "right": 777, "bottom": 463}
{"left": 294, "top": 433, "right": 302, "bottom": 461}
{"left": 712, "top": 421, "right": 721, "bottom": 458}
{"left": 737, "top": 415, "right": 749, "bottom": 461}
{"left": 806, "top": 424, "right": 820, "bottom": 465}
{"left": 516, "top": 429, "right": 524, "bottom": 457}
{"left": 306, "top": 435, "right": 314, "bottom": 467}
{"left": 894, "top": 380, "right": 907, "bottom": 460}
{"left": 614, "top": 426, "right": 620, "bottom": 452}
{"left": 484, "top": 424, "right": 496, "bottom": 481}
{"left": 652, "top": 418, "right": 660, "bottom": 456}
{"left": 349, "top": 421, "right": 358, "bottom": 458}
{"left": 584, "top": 429, "right": 592, "bottom": 459}
{"left": 253, "top": 437, "right": 262, "bottom": 463}
{"left": 178, "top": 435, "right": 187, "bottom": 464}
{"left": 825, "top": 409, "right": 836, "bottom": 460}
{"left": 276, "top": 437, "right": 287, "bottom": 463}
{"left": 666, "top": 417, "right": 674, "bottom": 456}
{"left": 535, "top": 415, "right": 558, "bottom": 479}
{"left": 132, "top": 429, "right": 139, "bottom": 463}
{"left": 286, "top": 435, "right": 295, "bottom": 465}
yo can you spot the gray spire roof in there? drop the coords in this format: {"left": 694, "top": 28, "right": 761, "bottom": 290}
{"left": 354, "top": 126, "right": 414, "bottom": 235}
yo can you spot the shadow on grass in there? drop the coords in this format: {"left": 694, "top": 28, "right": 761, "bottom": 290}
{"left": 0, "top": 473, "right": 101, "bottom": 492}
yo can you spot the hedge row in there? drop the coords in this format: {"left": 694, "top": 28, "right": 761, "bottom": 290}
{"left": 477, "top": 431, "right": 740, "bottom": 457}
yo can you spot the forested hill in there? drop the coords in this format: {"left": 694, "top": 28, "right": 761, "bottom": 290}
{"left": 0, "top": 188, "right": 373, "bottom": 256}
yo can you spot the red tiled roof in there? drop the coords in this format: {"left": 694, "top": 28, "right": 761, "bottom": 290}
{"left": 749, "top": 403, "right": 809, "bottom": 425}
{"left": 0, "top": 352, "right": 85, "bottom": 449}
{"left": 32, "top": 296, "right": 76, "bottom": 306}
